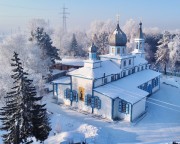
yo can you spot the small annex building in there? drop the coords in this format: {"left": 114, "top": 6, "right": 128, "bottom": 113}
{"left": 52, "top": 21, "right": 161, "bottom": 122}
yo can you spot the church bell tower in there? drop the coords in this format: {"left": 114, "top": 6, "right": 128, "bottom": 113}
{"left": 132, "top": 21, "right": 145, "bottom": 58}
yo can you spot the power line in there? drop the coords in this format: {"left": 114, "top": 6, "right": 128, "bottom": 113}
{"left": 59, "top": 5, "right": 69, "bottom": 33}
{"left": 0, "top": 3, "right": 59, "bottom": 11}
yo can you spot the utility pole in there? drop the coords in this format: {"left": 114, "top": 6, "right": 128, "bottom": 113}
{"left": 60, "top": 5, "right": 69, "bottom": 33}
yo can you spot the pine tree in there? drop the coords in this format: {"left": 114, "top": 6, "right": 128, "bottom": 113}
{"left": 70, "top": 33, "right": 79, "bottom": 57}
{"left": 0, "top": 52, "right": 24, "bottom": 144}
{"left": 0, "top": 52, "right": 51, "bottom": 144}
{"left": 32, "top": 104, "right": 51, "bottom": 143}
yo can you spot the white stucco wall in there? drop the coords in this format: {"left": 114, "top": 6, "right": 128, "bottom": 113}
{"left": 57, "top": 84, "right": 71, "bottom": 105}
{"left": 71, "top": 76, "right": 93, "bottom": 112}
{"left": 93, "top": 91, "right": 112, "bottom": 120}
{"left": 132, "top": 97, "right": 146, "bottom": 121}
{"left": 121, "top": 58, "right": 134, "bottom": 70}
{"left": 84, "top": 61, "right": 101, "bottom": 69}
{"left": 113, "top": 98, "right": 131, "bottom": 121}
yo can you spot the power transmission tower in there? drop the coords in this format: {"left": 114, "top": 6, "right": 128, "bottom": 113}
{"left": 60, "top": 5, "right": 69, "bottom": 33}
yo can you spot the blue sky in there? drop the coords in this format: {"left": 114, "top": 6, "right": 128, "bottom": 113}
{"left": 0, "top": 0, "right": 180, "bottom": 33}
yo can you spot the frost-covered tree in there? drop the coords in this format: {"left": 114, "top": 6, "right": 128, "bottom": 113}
{"left": 95, "top": 32, "right": 109, "bottom": 56}
{"left": 30, "top": 27, "right": 61, "bottom": 65}
{"left": 155, "top": 31, "right": 172, "bottom": 74}
{"left": 123, "top": 19, "right": 138, "bottom": 52}
{"left": 0, "top": 33, "right": 46, "bottom": 100}
{"left": 88, "top": 20, "right": 114, "bottom": 36}
{"left": 75, "top": 31, "right": 89, "bottom": 57}
{"left": 51, "top": 27, "right": 63, "bottom": 54}
{"left": 27, "top": 18, "right": 53, "bottom": 36}
{"left": 168, "top": 34, "right": 180, "bottom": 71}
{"left": 144, "top": 33, "right": 162, "bottom": 63}
{"left": 88, "top": 20, "right": 115, "bottom": 56}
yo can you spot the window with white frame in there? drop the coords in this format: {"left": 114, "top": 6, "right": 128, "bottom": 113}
{"left": 124, "top": 60, "right": 126, "bottom": 67}
{"left": 117, "top": 48, "right": 120, "bottom": 54}
{"left": 85, "top": 94, "right": 92, "bottom": 106}
{"left": 85, "top": 95, "right": 101, "bottom": 109}
{"left": 128, "top": 70, "right": 131, "bottom": 75}
{"left": 152, "top": 79, "right": 156, "bottom": 88}
{"left": 111, "top": 75, "right": 115, "bottom": 81}
{"left": 155, "top": 77, "right": 159, "bottom": 87}
{"left": 118, "top": 100, "right": 129, "bottom": 114}
{"left": 64, "top": 88, "right": 71, "bottom": 99}
{"left": 104, "top": 77, "right": 107, "bottom": 84}
{"left": 123, "top": 71, "right": 126, "bottom": 77}
{"left": 137, "top": 67, "right": 139, "bottom": 72}
{"left": 94, "top": 96, "right": 101, "bottom": 109}
{"left": 72, "top": 90, "right": 78, "bottom": 102}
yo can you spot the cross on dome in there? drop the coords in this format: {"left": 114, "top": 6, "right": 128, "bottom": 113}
{"left": 116, "top": 14, "right": 120, "bottom": 24}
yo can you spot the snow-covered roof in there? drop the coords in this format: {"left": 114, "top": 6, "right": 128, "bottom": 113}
{"left": 67, "top": 60, "right": 121, "bottom": 79}
{"left": 134, "top": 55, "right": 148, "bottom": 66}
{"left": 50, "top": 69, "right": 65, "bottom": 75}
{"left": 51, "top": 76, "right": 71, "bottom": 85}
{"left": 94, "top": 84, "right": 148, "bottom": 104}
{"left": 94, "top": 69, "right": 161, "bottom": 104}
{"left": 56, "top": 58, "right": 84, "bottom": 66}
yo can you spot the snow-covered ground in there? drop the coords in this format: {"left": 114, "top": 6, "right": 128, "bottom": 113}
{"left": 1, "top": 75, "right": 180, "bottom": 144}
{"left": 41, "top": 75, "right": 180, "bottom": 144}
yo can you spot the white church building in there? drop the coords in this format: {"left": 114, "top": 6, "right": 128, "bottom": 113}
{"left": 52, "top": 21, "right": 161, "bottom": 122}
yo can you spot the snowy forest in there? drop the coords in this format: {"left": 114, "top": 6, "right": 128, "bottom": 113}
{"left": 0, "top": 18, "right": 180, "bottom": 143}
